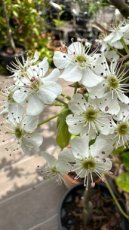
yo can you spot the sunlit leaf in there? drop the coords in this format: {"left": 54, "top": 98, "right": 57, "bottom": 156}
{"left": 116, "top": 173, "right": 129, "bottom": 193}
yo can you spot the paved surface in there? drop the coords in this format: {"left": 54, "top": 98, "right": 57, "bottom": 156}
{"left": 0, "top": 74, "right": 73, "bottom": 230}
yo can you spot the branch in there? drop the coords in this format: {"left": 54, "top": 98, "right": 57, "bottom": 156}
{"left": 118, "top": 54, "right": 129, "bottom": 63}
{"left": 110, "top": 0, "right": 129, "bottom": 18}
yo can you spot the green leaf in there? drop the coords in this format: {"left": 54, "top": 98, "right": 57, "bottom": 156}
{"left": 112, "top": 146, "right": 125, "bottom": 155}
{"left": 56, "top": 109, "right": 71, "bottom": 149}
{"left": 116, "top": 172, "right": 129, "bottom": 193}
{"left": 122, "top": 152, "right": 129, "bottom": 170}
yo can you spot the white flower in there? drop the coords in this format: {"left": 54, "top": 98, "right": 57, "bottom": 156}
{"left": 41, "top": 151, "right": 72, "bottom": 183}
{"left": 111, "top": 110, "right": 129, "bottom": 148}
{"left": 87, "top": 59, "right": 129, "bottom": 115}
{"left": 66, "top": 94, "right": 114, "bottom": 138}
{"left": 0, "top": 86, "right": 17, "bottom": 114}
{"left": 101, "top": 22, "right": 129, "bottom": 51}
{"left": 53, "top": 41, "right": 106, "bottom": 87}
{"left": 61, "top": 135, "right": 113, "bottom": 188}
{"left": 13, "top": 58, "right": 62, "bottom": 116}
{"left": 0, "top": 104, "right": 43, "bottom": 154}
{"left": 7, "top": 51, "right": 39, "bottom": 79}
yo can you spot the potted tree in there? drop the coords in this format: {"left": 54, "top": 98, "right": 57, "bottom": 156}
{"left": 1, "top": 17, "right": 129, "bottom": 229}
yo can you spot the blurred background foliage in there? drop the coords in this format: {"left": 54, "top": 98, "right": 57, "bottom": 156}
{"left": 0, "top": 0, "right": 53, "bottom": 64}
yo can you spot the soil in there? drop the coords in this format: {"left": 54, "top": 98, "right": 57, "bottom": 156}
{"left": 61, "top": 185, "right": 124, "bottom": 230}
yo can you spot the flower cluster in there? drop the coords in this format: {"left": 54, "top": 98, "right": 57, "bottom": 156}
{"left": 1, "top": 21, "right": 129, "bottom": 189}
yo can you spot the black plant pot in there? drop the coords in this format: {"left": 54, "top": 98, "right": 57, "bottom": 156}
{"left": 59, "top": 183, "right": 129, "bottom": 230}
{"left": 0, "top": 44, "right": 27, "bottom": 72}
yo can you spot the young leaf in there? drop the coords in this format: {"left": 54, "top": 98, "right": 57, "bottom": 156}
{"left": 56, "top": 109, "right": 71, "bottom": 149}
{"left": 116, "top": 172, "right": 129, "bottom": 193}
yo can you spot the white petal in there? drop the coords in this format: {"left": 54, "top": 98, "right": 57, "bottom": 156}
{"left": 117, "top": 92, "right": 129, "bottom": 104}
{"left": 13, "top": 89, "right": 29, "bottom": 103}
{"left": 66, "top": 114, "right": 84, "bottom": 135}
{"left": 37, "top": 82, "right": 62, "bottom": 104}
{"left": 114, "top": 103, "right": 129, "bottom": 121}
{"left": 70, "top": 135, "right": 89, "bottom": 159}
{"left": 37, "top": 57, "right": 49, "bottom": 76}
{"left": 97, "top": 158, "right": 112, "bottom": 172}
{"left": 97, "top": 116, "right": 115, "bottom": 135}
{"left": 56, "top": 149, "right": 75, "bottom": 172}
{"left": 27, "top": 94, "right": 44, "bottom": 116}
{"left": 27, "top": 58, "right": 49, "bottom": 77}
{"left": 32, "top": 51, "right": 39, "bottom": 63}
{"left": 90, "top": 54, "right": 108, "bottom": 76}
{"left": 112, "top": 41, "right": 123, "bottom": 49}
{"left": 90, "top": 135, "right": 113, "bottom": 158}
{"left": 105, "top": 50, "right": 119, "bottom": 61}
{"left": 22, "top": 116, "right": 38, "bottom": 132}
{"left": 68, "top": 94, "right": 88, "bottom": 114}
{"left": 43, "top": 68, "right": 60, "bottom": 82}
{"left": 87, "top": 81, "right": 105, "bottom": 99}
{"left": 120, "top": 24, "right": 129, "bottom": 33}
{"left": 22, "top": 132, "right": 43, "bottom": 153}
{"left": 60, "top": 64, "right": 82, "bottom": 82}
{"left": 99, "top": 93, "right": 120, "bottom": 115}
{"left": 8, "top": 103, "right": 23, "bottom": 124}
{"left": 110, "top": 31, "right": 123, "bottom": 43}
{"left": 68, "top": 42, "right": 85, "bottom": 55}
{"left": 81, "top": 68, "right": 103, "bottom": 87}
{"left": 53, "top": 51, "right": 70, "bottom": 69}
{"left": 41, "top": 151, "right": 56, "bottom": 167}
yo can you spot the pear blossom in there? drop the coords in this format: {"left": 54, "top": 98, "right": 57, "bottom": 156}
{"left": 112, "top": 103, "right": 129, "bottom": 148}
{"left": 66, "top": 94, "right": 114, "bottom": 138}
{"left": 7, "top": 51, "right": 39, "bottom": 79}
{"left": 53, "top": 41, "right": 106, "bottom": 87}
{"left": 0, "top": 86, "right": 17, "bottom": 114}
{"left": 41, "top": 151, "right": 72, "bottom": 183}
{"left": 101, "top": 22, "right": 129, "bottom": 51}
{"left": 0, "top": 104, "right": 43, "bottom": 154}
{"left": 87, "top": 59, "right": 129, "bottom": 115}
{"left": 60, "top": 135, "right": 113, "bottom": 188}
{"left": 13, "top": 58, "right": 62, "bottom": 116}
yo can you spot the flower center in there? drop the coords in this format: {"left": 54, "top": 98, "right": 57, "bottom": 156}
{"left": 107, "top": 75, "right": 119, "bottom": 90}
{"left": 84, "top": 107, "right": 98, "bottom": 122}
{"left": 81, "top": 158, "right": 96, "bottom": 170}
{"left": 75, "top": 55, "right": 87, "bottom": 67}
{"left": 30, "top": 77, "right": 41, "bottom": 91}
{"left": 116, "top": 122, "right": 129, "bottom": 136}
{"left": 8, "top": 92, "right": 15, "bottom": 103}
{"left": 51, "top": 166, "right": 59, "bottom": 175}
{"left": 15, "top": 127, "right": 24, "bottom": 139}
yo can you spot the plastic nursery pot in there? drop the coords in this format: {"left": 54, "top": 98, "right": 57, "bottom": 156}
{"left": 0, "top": 44, "right": 26, "bottom": 72}
{"left": 58, "top": 183, "right": 129, "bottom": 230}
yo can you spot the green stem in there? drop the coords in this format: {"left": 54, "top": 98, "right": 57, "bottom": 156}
{"left": 104, "top": 175, "right": 129, "bottom": 220}
{"left": 74, "top": 82, "right": 78, "bottom": 94}
{"left": 61, "top": 93, "right": 71, "bottom": 100}
{"left": 121, "top": 38, "right": 129, "bottom": 54}
{"left": 38, "top": 111, "right": 62, "bottom": 126}
{"left": 108, "top": 44, "right": 123, "bottom": 57}
{"left": 56, "top": 98, "right": 67, "bottom": 106}
{"left": 45, "top": 103, "right": 64, "bottom": 106}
